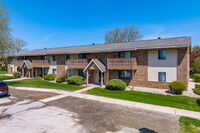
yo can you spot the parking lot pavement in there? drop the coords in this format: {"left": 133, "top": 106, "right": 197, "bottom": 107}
{"left": 0, "top": 88, "right": 59, "bottom": 106}
{"left": 0, "top": 89, "right": 180, "bottom": 133}
{"left": 48, "top": 96, "right": 180, "bottom": 133}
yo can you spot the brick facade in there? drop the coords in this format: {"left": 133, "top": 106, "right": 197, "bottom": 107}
{"left": 7, "top": 47, "right": 190, "bottom": 89}
{"left": 177, "top": 47, "right": 190, "bottom": 88}
{"left": 7, "top": 64, "right": 13, "bottom": 74}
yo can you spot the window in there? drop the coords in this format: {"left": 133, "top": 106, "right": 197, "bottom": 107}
{"left": 78, "top": 69, "right": 85, "bottom": 77}
{"left": 66, "top": 55, "right": 70, "bottom": 61}
{"left": 118, "top": 71, "right": 131, "bottom": 79}
{"left": 10, "top": 57, "right": 13, "bottom": 62}
{"left": 53, "top": 55, "right": 56, "bottom": 61}
{"left": 0, "top": 82, "right": 7, "bottom": 87}
{"left": 158, "top": 72, "right": 166, "bottom": 82}
{"left": 44, "top": 68, "right": 48, "bottom": 75}
{"left": 78, "top": 54, "right": 86, "bottom": 59}
{"left": 41, "top": 56, "right": 47, "bottom": 60}
{"left": 11, "top": 67, "right": 13, "bottom": 72}
{"left": 17, "top": 67, "right": 20, "bottom": 72}
{"left": 158, "top": 50, "right": 166, "bottom": 60}
{"left": 119, "top": 52, "right": 130, "bottom": 58}
{"left": 52, "top": 69, "right": 57, "bottom": 75}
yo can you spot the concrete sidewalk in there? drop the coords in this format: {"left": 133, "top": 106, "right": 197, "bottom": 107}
{"left": 4, "top": 77, "right": 28, "bottom": 82}
{"left": 9, "top": 86, "right": 200, "bottom": 120}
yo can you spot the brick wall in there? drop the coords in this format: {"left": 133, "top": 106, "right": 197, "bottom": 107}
{"left": 7, "top": 64, "right": 13, "bottom": 74}
{"left": 56, "top": 55, "right": 66, "bottom": 77}
{"left": 177, "top": 47, "right": 190, "bottom": 88}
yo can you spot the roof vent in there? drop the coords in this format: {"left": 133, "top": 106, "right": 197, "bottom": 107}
{"left": 44, "top": 48, "right": 47, "bottom": 49}
{"left": 158, "top": 37, "right": 161, "bottom": 39}
{"left": 92, "top": 43, "right": 95, "bottom": 45}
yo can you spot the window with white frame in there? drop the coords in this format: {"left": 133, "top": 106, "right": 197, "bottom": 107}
{"left": 158, "top": 50, "right": 166, "bottom": 60}
{"left": 52, "top": 69, "right": 57, "bottom": 75}
{"left": 158, "top": 72, "right": 166, "bottom": 82}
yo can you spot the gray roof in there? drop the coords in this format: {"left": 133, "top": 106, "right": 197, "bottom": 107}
{"left": 83, "top": 59, "right": 106, "bottom": 72}
{"left": 20, "top": 60, "right": 32, "bottom": 69}
{"left": 10, "top": 36, "right": 191, "bottom": 57}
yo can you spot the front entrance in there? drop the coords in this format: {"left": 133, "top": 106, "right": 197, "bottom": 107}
{"left": 83, "top": 59, "right": 106, "bottom": 87}
{"left": 89, "top": 70, "right": 99, "bottom": 84}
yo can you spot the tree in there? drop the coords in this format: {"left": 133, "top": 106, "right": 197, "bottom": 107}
{"left": 0, "top": 0, "right": 28, "bottom": 69}
{"left": 11, "top": 38, "right": 28, "bottom": 53}
{"left": 190, "top": 45, "right": 200, "bottom": 66}
{"left": 192, "top": 57, "right": 200, "bottom": 73}
{"left": 0, "top": 0, "right": 13, "bottom": 59}
{"left": 104, "top": 26, "right": 143, "bottom": 44}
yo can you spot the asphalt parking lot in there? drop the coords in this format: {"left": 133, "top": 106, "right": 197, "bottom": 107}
{"left": 0, "top": 88, "right": 180, "bottom": 133}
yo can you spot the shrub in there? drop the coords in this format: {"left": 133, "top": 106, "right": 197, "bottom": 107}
{"left": 194, "top": 84, "right": 200, "bottom": 95}
{"left": 196, "top": 98, "right": 200, "bottom": 107}
{"left": 66, "top": 76, "right": 84, "bottom": 85}
{"left": 192, "top": 57, "right": 200, "bottom": 73}
{"left": 44, "top": 74, "right": 55, "bottom": 81}
{"left": 193, "top": 74, "right": 200, "bottom": 83}
{"left": 56, "top": 76, "right": 66, "bottom": 83}
{"left": 13, "top": 72, "right": 21, "bottom": 78}
{"left": 169, "top": 81, "right": 186, "bottom": 94}
{"left": 105, "top": 79, "right": 127, "bottom": 91}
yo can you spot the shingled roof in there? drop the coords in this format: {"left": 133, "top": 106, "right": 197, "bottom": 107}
{"left": 10, "top": 36, "right": 191, "bottom": 57}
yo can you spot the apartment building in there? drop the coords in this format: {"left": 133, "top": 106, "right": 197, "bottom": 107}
{"left": 8, "top": 36, "right": 191, "bottom": 89}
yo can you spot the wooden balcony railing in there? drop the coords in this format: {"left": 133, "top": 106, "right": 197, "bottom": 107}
{"left": 14, "top": 60, "right": 23, "bottom": 67}
{"left": 107, "top": 57, "right": 137, "bottom": 70}
{"left": 32, "top": 60, "right": 50, "bottom": 68}
{"left": 68, "top": 59, "right": 89, "bottom": 69}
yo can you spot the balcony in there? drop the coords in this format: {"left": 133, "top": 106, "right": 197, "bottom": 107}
{"left": 32, "top": 60, "right": 50, "bottom": 68}
{"left": 107, "top": 57, "right": 137, "bottom": 70}
{"left": 14, "top": 60, "right": 50, "bottom": 68}
{"left": 68, "top": 59, "right": 89, "bottom": 69}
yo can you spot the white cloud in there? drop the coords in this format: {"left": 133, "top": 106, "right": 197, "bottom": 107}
{"left": 174, "top": 23, "right": 200, "bottom": 32}
{"left": 41, "top": 33, "right": 57, "bottom": 41}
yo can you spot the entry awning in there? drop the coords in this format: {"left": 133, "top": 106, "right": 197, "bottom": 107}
{"left": 20, "top": 60, "right": 32, "bottom": 69}
{"left": 83, "top": 59, "right": 106, "bottom": 73}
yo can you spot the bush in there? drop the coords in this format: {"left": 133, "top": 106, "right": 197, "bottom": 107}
{"left": 196, "top": 98, "right": 200, "bottom": 107}
{"left": 193, "top": 74, "right": 200, "bottom": 83}
{"left": 169, "top": 81, "right": 186, "bottom": 94}
{"left": 56, "top": 76, "right": 66, "bottom": 83}
{"left": 105, "top": 79, "right": 127, "bottom": 91}
{"left": 194, "top": 84, "right": 200, "bottom": 95}
{"left": 13, "top": 72, "right": 21, "bottom": 78}
{"left": 44, "top": 74, "right": 55, "bottom": 81}
{"left": 66, "top": 76, "right": 84, "bottom": 85}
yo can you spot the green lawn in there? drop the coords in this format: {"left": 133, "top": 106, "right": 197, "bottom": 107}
{"left": 86, "top": 87, "right": 200, "bottom": 112}
{"left": 0, "top": 75, "right": 15, "bottom": 80}
{"left": 6, "top": 79, "right": 85, "bottom": 91}
{"left": 0, "top": 70, "right": 8, "bottom": 74}
{"left": 180, "top": 116, "right": 200, "bottom": 133}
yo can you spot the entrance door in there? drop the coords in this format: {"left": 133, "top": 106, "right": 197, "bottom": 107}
{"left": 24, "top": 69, "right": 27, "bottom": 77}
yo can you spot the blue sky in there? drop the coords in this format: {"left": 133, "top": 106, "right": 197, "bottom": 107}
{"left": 6, "top": 0, "right": 200, "bottom": 50}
